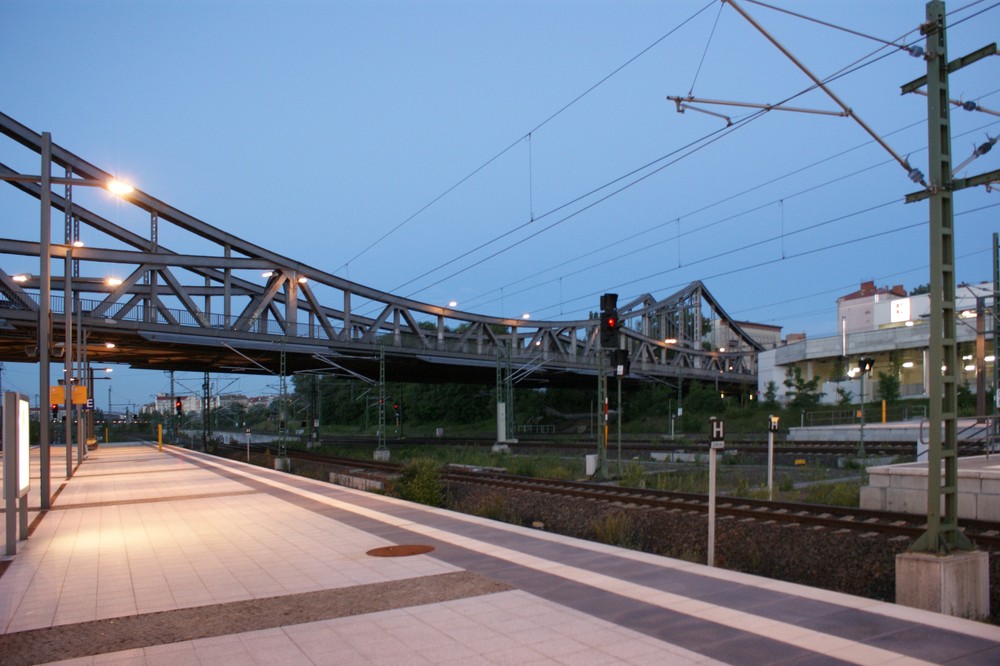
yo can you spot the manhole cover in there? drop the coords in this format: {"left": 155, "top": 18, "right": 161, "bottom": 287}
{"left": 366, "top": 544, "right": 435, "bottom": 557}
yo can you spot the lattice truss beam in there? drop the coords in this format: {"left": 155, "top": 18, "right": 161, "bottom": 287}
{"left": 0, "top": 112, "right": 759, "bottom": 386}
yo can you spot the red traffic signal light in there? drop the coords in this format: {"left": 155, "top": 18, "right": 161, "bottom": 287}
{"left": 51, "top": 403, "right": 59, "bottom": 419}
{"left": 175, "top": 399, "right": 183, "bottom": 416}
{"left": 599, "top": 293, "right": 620, "bottom": 349}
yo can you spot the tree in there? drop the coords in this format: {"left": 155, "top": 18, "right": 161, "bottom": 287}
{"left": 876, "top": 371, "right": 900, "bottom": 403}
{"left": 910, "top": 283, "right": 930, "bottom": 296}
{"left": 783, "top": 365, "right": 824, "bottom": 410}
{"left": 835, "top": 386, "right": 853, "bottom": 407}
{"left": 763, "top": 381, "right": 779, "bottom": 409}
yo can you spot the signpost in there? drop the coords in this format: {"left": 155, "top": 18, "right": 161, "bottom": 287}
{"left": 708, "top": 416, "right": 724, "bottom": 567}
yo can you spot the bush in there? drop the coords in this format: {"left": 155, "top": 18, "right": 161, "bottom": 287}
{"left": 590, "top": 509, "right": 642, "bottom": 549}
{"left": 392, "top": 458, "right": 446, "bottom": 507}
{"left": 619, "top": 461, "right": 646, "bottom": 489}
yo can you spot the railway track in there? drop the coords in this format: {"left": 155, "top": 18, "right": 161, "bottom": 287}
{"left": 272, "top": 446, "right": 1000, "bottom": 551}
{"left": 312, "top": 434, "right": 988, "bottom": 458}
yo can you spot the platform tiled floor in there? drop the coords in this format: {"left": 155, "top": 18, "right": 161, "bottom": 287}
{"left": 2, "top": 443, "right": 999, "bottom": 665}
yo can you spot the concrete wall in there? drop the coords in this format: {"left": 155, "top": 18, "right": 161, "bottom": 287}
{"left": 861, "top": 455, "right": 1000, "bottom": 522}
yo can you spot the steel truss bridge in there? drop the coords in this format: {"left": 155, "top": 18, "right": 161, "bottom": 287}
{"left": 0, "top": 112, "right": 762, "bottom": 393}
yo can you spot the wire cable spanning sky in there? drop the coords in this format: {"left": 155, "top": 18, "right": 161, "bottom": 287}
{"left": 1, "top": 0, "right": 998, "bottom": 404}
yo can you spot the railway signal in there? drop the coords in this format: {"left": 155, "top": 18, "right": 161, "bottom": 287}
{"left": 599, "top": 293, "right": 619, "bottom": 349}
{"left": 175, "top": 399, "right": 183, "bottom": 416}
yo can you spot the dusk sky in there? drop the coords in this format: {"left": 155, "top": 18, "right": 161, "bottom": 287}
{"left": 1, "top": 0, "right": 998, "bottom": 407}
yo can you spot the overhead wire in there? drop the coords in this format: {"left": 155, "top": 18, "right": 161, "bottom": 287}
{"left": 534, "top": 200, "right": 999, "bottom": 321}
{"left": 463, "top": 111, "right": 1000, "bottom": 310}
{"left": 336, "top": 0, "right": 718, "bottom": 275}
{"left": 360, "top": 2, "right": 996, "bottom": 326}
{"left": 730, "top": 248, "right": 989, "bottom": 321}
{"left": 393, "top": 9, "right": 928, "bottom": 305}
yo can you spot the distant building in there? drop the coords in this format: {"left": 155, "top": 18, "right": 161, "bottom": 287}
{"left": 759, "top": 280, "right": 996, "bottom": 406}
{"left": 837, "top": 280, "right": 907, "bottom": 334}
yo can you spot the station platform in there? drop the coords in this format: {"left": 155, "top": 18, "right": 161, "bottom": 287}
{"left": 2, "top": 444, "right": 1000, "bottom": 665}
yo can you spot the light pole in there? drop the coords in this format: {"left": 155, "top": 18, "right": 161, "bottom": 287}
{"left": 767, "top": 415, "right": 780, "bottom": 500}
{"left": 0, "top": 140, "right": 132, "bottom": 505}
{"left": 858, "top": 357, "right": 875, "bottom": 459}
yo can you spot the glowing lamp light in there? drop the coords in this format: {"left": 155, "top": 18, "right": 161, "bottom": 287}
{"left": 904, "top": 321, "right": 914, "bottom": 327}
{"left": 448, "top": 301, "right": 458, "bottom": 308}
{"left": 987, "top": 355, "right": 996, "bottom": 363}
{"left": 107, "top": 179, "right": 134, "bottom": 196}
{"left": 902, "top": 361, "right": 914, "bottom": 368}
{"left": 965, "top": 364, "right": 976, "bottom": 372}
{"left": 664, "top": 338, "right": 677, "bottom": 345}
{"left": 521, "top": 313, "right": 531, "bottom": 320}
{"left": 105, "top": 277, "right": 122, "bottom": 287}
{"left": 261, "top": 271, "right": 274, "bottom": 278}
{"left": 12, "top": 274, "right": 28, "bottom": 283}
{"left": 72, "top": 240, "right": 84, "bottom": 248}
{"left": 104, "top": 342, "right": 116, "bottom": 349}
{"left": 297, "top": 276, "right": 308, "bottom": 284}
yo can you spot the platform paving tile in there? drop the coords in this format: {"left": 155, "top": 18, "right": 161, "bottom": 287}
{"left": 179, "top": 447, "right": 1000, "bottom": 663}
{"left": 8, "top": 445, "right": 1000, "bottom": 664}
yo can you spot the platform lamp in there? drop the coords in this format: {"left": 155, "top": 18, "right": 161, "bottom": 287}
{"left": 858, "top": 356, "right": 875, "bottom": 459}
{"left": 0, "top": 132, "right": 133, "bottom": 507}
{"left": 767, "top": 415, "right": 780, "bottom": 500}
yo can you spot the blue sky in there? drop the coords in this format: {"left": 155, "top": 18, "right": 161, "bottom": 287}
{"left": 1, "top": 0, "right": 998, "bottom": 407}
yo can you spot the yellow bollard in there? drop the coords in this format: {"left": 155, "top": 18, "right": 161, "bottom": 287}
{"left": 882, "top": 399, "right": 887, "bottom": 424}
{"left": 158, "top": 424, "right": 163, "bottom": 451}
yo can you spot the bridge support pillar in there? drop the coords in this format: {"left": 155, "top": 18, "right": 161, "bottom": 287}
{"left": 895, "top": 550, "right": 989, "bottom": 620}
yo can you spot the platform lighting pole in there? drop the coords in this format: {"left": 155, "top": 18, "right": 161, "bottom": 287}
{"left": 39, "top": 133, "right": 52, "bottom": 508}
{"left": 0, "top": 134, "right": 134, "bottom": 503}
{"left": 64, "top": 245, "right": 74, "bottom": 478}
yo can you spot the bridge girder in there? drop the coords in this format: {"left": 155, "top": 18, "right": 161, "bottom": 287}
{"left": 0, "top": 111, "right": 760, "bottom": 392}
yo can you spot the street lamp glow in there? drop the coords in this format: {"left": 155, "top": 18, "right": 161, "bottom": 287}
{"left": 262, "top": 271, "right": 274, "bottom": 278}
{"left": 72, "top": 240, "right": 84, "bottom": 248}
{"left": 664, "top": 338, "right": 677, "bottom": 345}
{"left": 12, "top": 273, "right": 28, "bottom": 283}
{"left": 105, "top": 277, "right": 122, "bottom": 287}
{"left": 107, "top": 179, "right": 134, "bottom": 196}
{"left": 297, "top": 276, "right": 308, "bottom": 284}
{"left": 521, "top": 313, "right": 531, "bottom": 320}
{"left": 448, "top": 301, "right": 458, "bottom": 308}
{"left": 104, "top": 342, "right": 116, "bottom": 349}
{"left": 902, "top": 361, "right": 915, "bottom": 368}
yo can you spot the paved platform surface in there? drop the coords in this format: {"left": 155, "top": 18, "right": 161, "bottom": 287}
{"left": 2, "top": 443, "right": 1000, "bottom": 665}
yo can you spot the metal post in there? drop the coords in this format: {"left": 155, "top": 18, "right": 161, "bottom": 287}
{"left": 595, "top": 351, "right": 608, "bottom": 479}
{"left": 859, "top": 368, "right": 866, "bottom": 459}
{"left": 169, "top": 370, "right": 176, "bottom": 443}
{"left": 39, "top": 132, "right": 51, "bottom": 509}
{"left": 64, "top": 246, "right": 73, "bottom": 477}
{"left": 911, "top": 1, "right": 972, "bottom": 553}
{"left": 708, "top": 446, "right": 717, "bottom": 567}
{"left": 767, "top": 427, "right": 775, "bottom": 500}
{"left": 616, "top": 374, "right": 622, "bottom": 477}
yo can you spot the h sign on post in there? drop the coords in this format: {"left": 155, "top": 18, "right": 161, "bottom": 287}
{"left": 709, "top": 416, "right": 724, "bottom": 450}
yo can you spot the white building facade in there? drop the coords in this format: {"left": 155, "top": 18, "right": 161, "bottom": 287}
{"left": 759, "top": 281, "right": 996, "bottom": 406}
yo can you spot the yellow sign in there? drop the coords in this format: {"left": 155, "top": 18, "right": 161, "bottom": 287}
{"left": 50, "top": 385, "right": 89, "bottom": 405}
